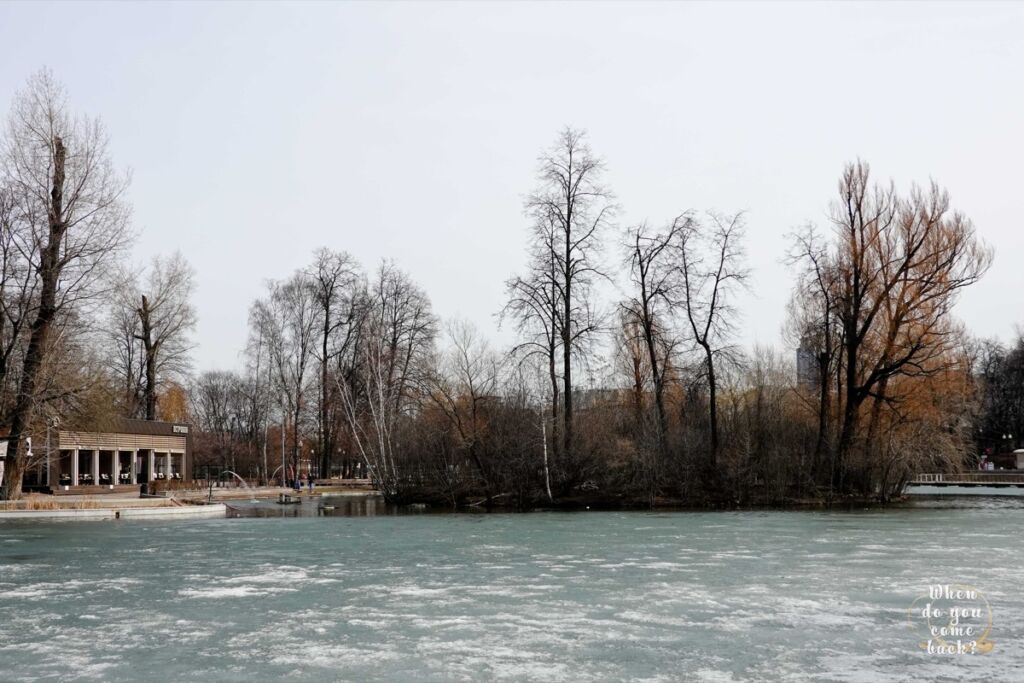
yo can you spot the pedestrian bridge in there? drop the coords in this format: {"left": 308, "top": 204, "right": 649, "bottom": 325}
{"left": 909, "top": 472, "right": 1024, "bottom": 487}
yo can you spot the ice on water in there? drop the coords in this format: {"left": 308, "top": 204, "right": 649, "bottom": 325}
{"left": 1, "top": 499, "right": 1022, "bottom": 681}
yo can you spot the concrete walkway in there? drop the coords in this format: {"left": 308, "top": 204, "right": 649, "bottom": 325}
{"left": 176, "top": 485, "right": 378, "bottom": 502}
{"left": 0, "top": 483, "right": 377, "bottom": 521}
{"left": 0, "top": 503, "right": 228, "bottom": 521}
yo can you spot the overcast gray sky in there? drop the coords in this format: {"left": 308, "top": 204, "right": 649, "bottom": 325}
{"left": 2, "top": 1, "right": 1022, "bottom": 373}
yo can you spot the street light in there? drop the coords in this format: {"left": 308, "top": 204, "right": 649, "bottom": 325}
{"left": 45, "top": 416, "right": 60, "bottom": 488}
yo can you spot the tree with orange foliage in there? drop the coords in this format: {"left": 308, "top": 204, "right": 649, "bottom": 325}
{"left": 819, "top": 161, "right": 991, "bottom": 491}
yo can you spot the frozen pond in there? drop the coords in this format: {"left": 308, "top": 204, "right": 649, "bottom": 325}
{"left": 1, "top": 497, "right": 1022, "bottom": 681}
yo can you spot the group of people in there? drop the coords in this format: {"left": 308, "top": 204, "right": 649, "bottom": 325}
{"left": 292, "top": 474, "right": 316, "bottom": 493}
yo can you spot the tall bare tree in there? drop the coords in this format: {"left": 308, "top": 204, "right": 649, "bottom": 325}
{"left": 622, "top": 217, "right": 688, "bottom": 456}
{"left": 426, "top": 320, "right": 502, "bottom": 508}
{"left": 786, "top": 225, "right": 841, "bottom": 482}
{"left": 111, "top": 252, "right": 196, "bottom": 420}
{"left": 674, "top": 212, "right": 749, "bottom": 470}
{"left": 502, "top": 212, "right": 563, "bottom": 461}
{"left": 108, "top": 266, "right": 145, "bottom": 417}
{"left": 307, "top": 248, "right": 362, "bottom": 478}
{"left": 191, "top": 370, "right": 242, "bottom": 471}
{"left": 338, "top": 262, "right": 435, "bottom": 498}
{"left": 0, "top": 185, "right": 37, "bottom": 417}
{"left": 521, "top": 127, "right": 613, "bottom": 464}
{"left": 1, "top": 70, "right": 131, "bottom": 499}
{"left": 250, "top": 271, "right": 318, "bottom": 481}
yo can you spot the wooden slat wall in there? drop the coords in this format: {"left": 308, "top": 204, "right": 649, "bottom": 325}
{"left": 58, "top": 431, "right": 187, "bottom": 452}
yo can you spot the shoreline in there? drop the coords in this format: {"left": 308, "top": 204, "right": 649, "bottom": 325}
{"left": 0, "top": 485, "right": 379, "bottom": 521}
{"left": 2, "top": 486, "right": 1010, "bottom": 521}
{"left": 0, "top": 502, "right": 228, "bottom": 521}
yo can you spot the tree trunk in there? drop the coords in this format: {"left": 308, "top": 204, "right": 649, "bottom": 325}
{"left": 812, "top": 350, "right": 831, "bottom": 482}
{"left": 562, "top": 312, "right": 573, "bottom": 465}
{"left": 836, "top": 339, "right": 860, "bottom": 491}
{"left": 704, "top": 343, "right": 719, "bottom": 469}
{"left": 540, "top": 409, "right": 553, "bottom": 502}
{"left": 292, "top": 402, "right": 301, "bottom": 481}
{"left": 642, "top": 314, "right": 668, "bottom": 455}
{"left": 139, "top": 295, "right": 158, "bottom": 421}
{"left": 630, "top": 353, "right": 644, "bottom": 429}
{"left": 549, "top": 345, "right": 560, "bottom": 461}
{"left": 319, "top": 306, "right": 332, "bottom": 478}
{"left": 468, "top": 441, "right": 492, "bottom": 510}
{"left": 1, "top": 138, "right": 67, "bottom": 501}
{"left": 863, "top": 375, "right": 890, "bottom": 496}
{"left": 562, "top": 190, "right": 574, "bottom": 464}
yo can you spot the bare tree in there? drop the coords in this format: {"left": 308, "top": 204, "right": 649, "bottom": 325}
{"left": 425, "top": 320, "right": 502, "bottom": 508}
{"left": 243, "top": 318, "right": 278, "bottom": 483}
{"left": 250, "top": 271, "right": 318, "bottom": 482}
{"left": 615, "top": 310, "right": 649, "bottom": 430}
{"left": 502, "top": 216, "right": 562, "bottom": 461}
{"left": 622, "top": 216, "right": 688, "bottom": 456}
{"left": 307, "top": 248, "right": 362, "bottom": 478}
{"left": 110, "top": 252, "right": 196, "bottom": 420}
{"left": 520, "top": 127, "right": 613, "bottom": 464}
{"left": 338, "top": 262, "right": 435, "bottom": 499}
{"left": 785, "top": 225, "right": 841, "bottom": 484}
{"left": 191, "top": 370, "right": 240, "bottom": 470}
{"left": 0, "top": 184, "right": 38, "bottom": 417}
{"left": 108, "top": 266, "right": 145, "bottom": 417}
{"left": 674, "top": 212, "right": 749, "bottom": 470}
{"left": 1, "top": 69, "right": 132, "bottom": 499}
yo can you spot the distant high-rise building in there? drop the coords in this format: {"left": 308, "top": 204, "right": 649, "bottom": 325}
{"left": 796, "top": 338, "right": 820, "bottom": 389}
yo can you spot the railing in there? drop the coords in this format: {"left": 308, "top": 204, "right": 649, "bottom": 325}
{"left": 313, "top": 478, "right": 373, "bottom": 486}
{"left": 910, "top": 472, "right": 1024, "bottom": 484}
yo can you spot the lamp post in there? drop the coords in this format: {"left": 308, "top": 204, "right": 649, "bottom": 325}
{"left": 262, "top": 421, "right": 268, "bottom": 487}
{"left": 44, "top": 416, "right": 59, "bottom": 488}
{"left": 45, "top": 422, "right": 51, "bottom": 488}
{"left": 229, "top": 416, "right": 238, "bottom": 473}
{"left": 280, "top": 408, "right": 286, "bottom": 489}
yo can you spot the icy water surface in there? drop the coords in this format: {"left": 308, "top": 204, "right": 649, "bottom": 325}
{"left": 1, "top": 497, "right": 1022, "bottom": 682}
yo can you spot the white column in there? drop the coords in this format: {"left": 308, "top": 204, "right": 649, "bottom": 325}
{"left": 130, "top": 450, "right": 137, "bottom": 485}
{"left": 147, "top": 450, "right": 155, "bottom": 482}
{"left": 112, "top": 451, "right": 120, "bottom": 485}
{"left": 91, "top": 450, "right": 100, "bottom": 484}
{"left": 71, "top": 449, "right": 79, "bottom": 486}
{"left": 165, "top": 453, "right": 172, "bottom": 479}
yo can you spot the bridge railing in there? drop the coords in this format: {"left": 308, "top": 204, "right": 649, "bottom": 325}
{"left": 911, "top": 472, "right": 1024, "bottom": 484}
